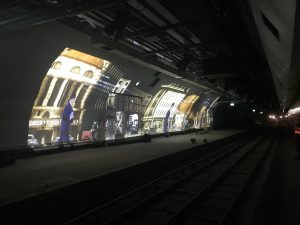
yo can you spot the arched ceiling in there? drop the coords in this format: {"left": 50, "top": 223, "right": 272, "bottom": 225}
{"left": 0, "top": 0, "right": 290, "bottom": 111}
{"left": 248, "top": 0, "right": 299, "bottom": 112}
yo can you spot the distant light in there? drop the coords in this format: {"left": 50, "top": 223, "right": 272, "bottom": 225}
{"left": 260, "top": 111, "right": 263, "bottom": 114}
{"left": 131, "top": 100, "right": 134, "bottom": 103}
{"left": 135, "top": 81, "right": 140, "bottom": 86}
{"left": 285, "top": 115, "right": 288, "bottom": 118}
{"left": 279, "top": 116, "right": 283, "bottom": 118}
{"left": 252, "top": 109, "right": 256, "bottom": 112}
{"left": 268, "top": 114, "right": 276, "bottom": 119}
{"left": 230, "top": 102, "right": 235, "bottom": 107}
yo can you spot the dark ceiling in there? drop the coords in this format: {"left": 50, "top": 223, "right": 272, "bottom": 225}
{"left": 0, "top": 0, "right": 280, "bottom": 111}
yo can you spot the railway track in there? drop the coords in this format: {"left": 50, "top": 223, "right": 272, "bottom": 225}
{"left": 62, "top": 134, "right": 275, "bottom": 225}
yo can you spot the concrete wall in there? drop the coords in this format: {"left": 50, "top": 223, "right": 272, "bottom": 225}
{"left": 0, "top": 25, "right": 68, "bottom": 149}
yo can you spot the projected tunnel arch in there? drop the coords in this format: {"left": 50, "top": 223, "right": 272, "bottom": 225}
{"left": 28, "top": 47, "right": 219, "bottom": 148}
{"left": 29, "top": 48, "right": 110, "bottom": 146}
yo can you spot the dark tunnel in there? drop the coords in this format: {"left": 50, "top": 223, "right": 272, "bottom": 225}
{"left": 1, "top": 1, "right": 300, "bottom": 225}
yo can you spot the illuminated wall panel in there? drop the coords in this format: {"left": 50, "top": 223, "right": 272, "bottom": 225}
{"left": 153, "top": 91, "right": 185, "bottom": 118}
{"left": 28, "top": 48, "right": 110, "bottom": 144}
{"left": 177, "top": 95, "right": 199, "bottom": 115}
{"left": 27, "top": 47, "right": 219, "bottom": 146}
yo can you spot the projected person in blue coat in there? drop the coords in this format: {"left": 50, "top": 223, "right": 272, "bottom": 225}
{"left": 163, "top": 102, "right": 175, "bottom": 137}
{"left": 58, "top": 94, "right": 76, "bottom": 143}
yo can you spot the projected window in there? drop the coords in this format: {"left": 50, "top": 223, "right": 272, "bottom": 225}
{"left": 83, "top": 70, "right": 94, "bottom": 78}
{"left": 70, "top": 66, "right": 81, "bottom": 74}
{"left": 51, "top": 61, "right": 62, "bottom": 69}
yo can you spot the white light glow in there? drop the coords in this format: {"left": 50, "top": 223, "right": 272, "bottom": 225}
{"left": 288, "top": 107, "right": 300, "bottom": 116}
{"left": 153, "top": 91, "right": 185, "bottom": 117}
{"left": 268, "top": 114, "right": 277, "bottom": 120}
{"left": 252, "top": 109, "right": 256, "bottom": 112}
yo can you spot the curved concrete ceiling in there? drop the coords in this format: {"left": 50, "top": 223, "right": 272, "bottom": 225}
{"left": 248, "top": 0, "right": 299, "bottom": 111}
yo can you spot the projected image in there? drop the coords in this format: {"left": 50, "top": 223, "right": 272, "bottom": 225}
{"left": 170, "top": 95, "right": 199, "bottom": 131}
{"left": 116, "top": 111, "right": 124, "bottom": 135}
{"left": 143, "top": 88, "right": 186, "bottom": 134}
{"left": 106, "top": 92, "right": 143, "bottom": 139}
{"left": 113, "top": 78, "right": 131, "bottom": 93}
{"left": 28, "top": 48, "right": 110, "bottom": 146}
{"left": 163, "top": 102, "right": 175, "bottom": 134}
{"left": 186, "top": 95, "right": 219, "bottom": 129}
{"left": 58, "top": 93, "right": 76, "bottom": 144}
{"left": 186, "top": 105, "right": 208, "bottom": 129}
{"left": 172, "top": 112, "right": 184, "bottom": 130}
{"left": 199, "top": 105, "right": 208, "bottom": 128}
{"left": 90, "top": 121, "right": 99, "bottom": 141}
{"left": 28, "top": 47, "right": 217, "bottom": 148}
{"left": 128, "top": 114, "right": 139, "bottom": 134}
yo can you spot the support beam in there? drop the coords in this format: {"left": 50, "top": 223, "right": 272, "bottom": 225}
{"left": 91, "top": 32, "right": 234, "bottom": 97}
{"left": 124, "top": 20, "right": 202, "bottom": 38}
{"left": 143, "top": 43, "right": 203, "bottom": 55}
{"left": 204, "top": 72, "right": 239, "bottom": 80}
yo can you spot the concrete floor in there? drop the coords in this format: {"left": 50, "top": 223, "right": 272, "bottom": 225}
{"left": 0, "top": 130, "right": 242, "bottom": 206}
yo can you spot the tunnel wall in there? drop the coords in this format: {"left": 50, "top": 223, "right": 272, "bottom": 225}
{"left": 0, "top": 26, "right": 69, "bottom": 149}
{"left": 0, "top": 22, "right": 220, "bottom": 150}
{"left": 0, "top": 22, "right": 132, "bottom": 149}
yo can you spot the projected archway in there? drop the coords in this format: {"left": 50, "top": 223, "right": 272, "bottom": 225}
{"left": 28, "top": 48, "right": 110, "bottom": 145}
{"left": 27, "top": 48, "right": 219, "bottom": 148}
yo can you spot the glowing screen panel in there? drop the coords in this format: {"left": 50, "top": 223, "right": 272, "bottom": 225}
{"left": 153, "top": 91, "right": 185, "bottom": 118}
{"left": 28, "top": 48, "right": 110, "bottom": 145}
